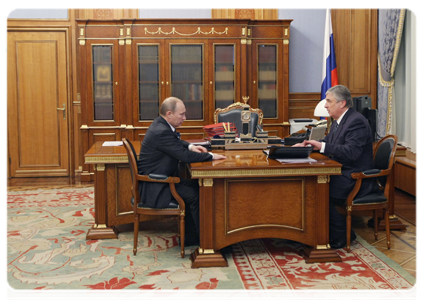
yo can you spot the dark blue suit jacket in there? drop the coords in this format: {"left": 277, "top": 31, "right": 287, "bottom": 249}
{"left": 137, "top": 116, "right": 212, "bottom": 208}
{"left": 323, "top": 109, "right": 375, "bottom": 199}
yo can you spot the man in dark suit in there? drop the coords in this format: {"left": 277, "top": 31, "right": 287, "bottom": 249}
{"left": 296, "top": 85, "right": 376, "bottom": 249}
{"left": 137, "top": 97, "right": 226, "bottom": 246}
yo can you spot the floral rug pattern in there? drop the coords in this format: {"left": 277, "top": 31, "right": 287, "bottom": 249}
{"left": 7, "top": 188, "right": 415, "bottom": 290}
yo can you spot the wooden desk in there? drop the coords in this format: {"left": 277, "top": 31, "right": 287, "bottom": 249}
{"left": 84, "top": 141, "right": 145, "bottom": 239}
{"left": 188, "top": 149, "right": 343, "bottom": 267}
{"left": 84, "top": 142, "right": 343, "bottom": 265}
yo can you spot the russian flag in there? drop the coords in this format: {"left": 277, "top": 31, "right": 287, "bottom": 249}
{"left": 321, "top": 9, "right": 338, "bottom": 100}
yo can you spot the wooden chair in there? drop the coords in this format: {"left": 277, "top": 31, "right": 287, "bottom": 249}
{"left": 122, "top": 138, "right": 186, "bottom": 258}
{"left": 345, "top": 135, "right": 398, "bottom": 252}
{"left": 214, "top": 102, "right": 263, "bottom": 137}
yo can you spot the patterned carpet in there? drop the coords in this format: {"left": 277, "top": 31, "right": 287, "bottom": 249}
{"left": 7, "top": 187, "right": 415, "bottom": 292}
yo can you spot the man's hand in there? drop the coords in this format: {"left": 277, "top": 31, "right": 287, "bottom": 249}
{"left": 292, "top": 140, "right": 307, "bottom": 147}
{"left": 212, "top": 153, "right": 226, "bottom": 160}
{"left": 190, "top": 145, "right": 208, "bottom": 153}
{"left": 304, "top": 140, "right": 322, "bottom": 151}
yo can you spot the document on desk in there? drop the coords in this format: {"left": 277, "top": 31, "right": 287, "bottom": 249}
{"left": 102, "top": 141, "right": 123, "bottom": 146}
{"left": 276, "top": 157, "right": 317, "bottom": 163}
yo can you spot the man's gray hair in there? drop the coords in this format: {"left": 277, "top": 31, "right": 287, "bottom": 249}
{"left": 160, "top": 97, "right": 182, "bottom": 116}
{"left": 326, "top": 85, "right": 353, "bottom": 108}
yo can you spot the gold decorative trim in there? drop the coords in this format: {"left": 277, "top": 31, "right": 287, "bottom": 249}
{"left": 120, "top": 28, "right": 124, "bottom": 36}
{"left": 389, "top": 214, "right": 397, "bottom": 219}
{"left": 126, "top": 39, "right": 132, "bottom": 45}
{"left": 79, "top": 28, "right": 84, "bottom": 36}
{"left": 390, "top": 9, "right": 406, "bottom": 76}
{"left": 85, "top": 156, "right": 128, "bottom": 164}
{"left": 316, "top": 244, "right": 331, "bottom": 250}
{"left": 96, "top": 164, "right": 105, "bottom": 171}
{"left": 247, "top": 39, "right": 252, "bottom": 45}
{"left": 80, "top": 125, "right": 89, "bottom": 129}
{"left": 203, "top": 178, "right": 214, "bottom": 187}
{"left": 227, "top": 223, "right": 304, "bottom": 235}
{"left": 198, "top": 178, "right": 202, "bottom": 186}
{"left": 242, "top": 27, "right": 246, "bottom": 36}
{"left": 144, "top": 27, "right": 228, "bottom": 36}
{"left": 127, "top": 28, "right": 131, "bottom": 36}
{"left": 198, "top": 248, "right": 215, "bottom": 254}
{"left": 241, "top": 39, "right": 247, "bottom": 44}
{"left": 93, "top": 224, "right": 107, "bottom": 229}
{"left": 191, "top": 167, "right": 341, "bottom": 178}
{"left": 378, "top": 54, "right": 394, "bottom": 134}
{"left": 283, "top": 40, "right": 289, "bottom": 45}
{"left": 79, "top": 40, "right": 85, "bottom": 45}
{"left": 346, "top": 206, "right": 352, "bottom": 212}
{"left": 317, "top": 175, "right": 329, "bottom": 184}
{"left": 119, "top": 39, "right": 124, "bottom": 45}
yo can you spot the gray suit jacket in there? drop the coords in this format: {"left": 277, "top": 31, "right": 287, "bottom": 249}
{"left": 323, "top": 109, "right": 375, "bottom": 199}
{"left": 137, "top": 116, "right": 212, "bottom": 208}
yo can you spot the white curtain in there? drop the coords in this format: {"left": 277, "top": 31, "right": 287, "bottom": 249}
{"left": 394, "top": 10, "right": 416, "bottom": 153}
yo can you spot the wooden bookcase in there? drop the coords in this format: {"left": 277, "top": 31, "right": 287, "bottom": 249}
{"left": 77, "top": 18, "right": 292, "bottom": 181}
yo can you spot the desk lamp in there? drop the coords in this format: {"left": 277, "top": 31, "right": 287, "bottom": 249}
{"left": 314, "top": 100, "right": 332, "bottom": 130}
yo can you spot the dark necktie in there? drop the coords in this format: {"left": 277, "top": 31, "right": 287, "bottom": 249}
{"left": 175, "top": 131, "right": 181, "bottom": 139}
{"left": 331, "top": 121, "right": 339, "bottom": 134}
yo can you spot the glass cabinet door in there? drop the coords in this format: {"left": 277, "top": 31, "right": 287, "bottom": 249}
{"left": 138, "top": 44, "right": 160, "bottom": 120}
{"left": 214, "top": 44, "right": 235, "bottom": 109}
{"left": 257, "top": 44, "right": 278, "bottom": 118}
{"left": 92, "top": 45, "right": 114, "bottom": 121}
{"left": 170, "top": 44, "right": 203, "bottom": 120}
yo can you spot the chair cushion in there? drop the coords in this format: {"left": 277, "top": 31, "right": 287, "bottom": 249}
{"left": 353, "top": 190, "right": 387, "bottom": 204}
{"left": 131, "top": 196, "right": 179, "bottom": 209}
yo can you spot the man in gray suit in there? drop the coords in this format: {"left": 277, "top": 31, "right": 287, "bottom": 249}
{"left": 138, "top": 97, "right": 226, "bottom": 245}
{"left": 296, "top": 85, "right": 376, "bottom": 249}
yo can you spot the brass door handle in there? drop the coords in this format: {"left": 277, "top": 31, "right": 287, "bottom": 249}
{"left": 57, "top": 103, "right": 66, "bottom": 120}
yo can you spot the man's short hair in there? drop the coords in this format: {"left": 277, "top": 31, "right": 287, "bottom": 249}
{"left": 160, "top": 97, "right": 181, "bottom": 116}
{"left": 326, "top": 85, "right": 353, "bottom": 108}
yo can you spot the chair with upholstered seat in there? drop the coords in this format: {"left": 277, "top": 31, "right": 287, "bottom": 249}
{"left": 345, "top": 134, "right": 398, "bottom": 252}
{"left": 122, "top": 138, "right": 186, "bottom": 258}
{"left": 214, "top": 102, "right": 263, "bottom": 137}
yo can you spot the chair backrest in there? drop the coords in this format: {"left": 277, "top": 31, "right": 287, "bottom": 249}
{"left": 214, "top": 102, "right": 263, "bottom": 137}
{"left": 122, "top": 138, "right": 139, "bottom": 201}
{"left": 373, "top": 135, "right": 398, "bottom": 187}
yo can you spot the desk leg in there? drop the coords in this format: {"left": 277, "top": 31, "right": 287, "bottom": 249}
{"left": 302, "top": 176, "right": 341, "bottom": 263}
{"left": 190, "top": 179, "right": 228, "bottom": 268}
{"left": 86, "top": 164, "right": 118, "bottom": 240}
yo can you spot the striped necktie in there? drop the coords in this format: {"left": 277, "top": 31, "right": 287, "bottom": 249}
{"left": 331, "top": 121, "right": 339, "bottom": 134}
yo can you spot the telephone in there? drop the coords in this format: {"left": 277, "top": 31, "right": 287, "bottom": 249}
{"left": 315, "top": 119, "right": 327, "bottom": 127}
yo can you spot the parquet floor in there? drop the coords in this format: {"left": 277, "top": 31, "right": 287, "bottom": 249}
{"left": 7, "top": 176, "right": 416, "bottom": 278}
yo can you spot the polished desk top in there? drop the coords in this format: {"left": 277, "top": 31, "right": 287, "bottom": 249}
{"left": 85, "top": 141, "right": 342, "bottom": 177}
{"left": 85, "top": 141, "right": 139, "bottom": 164}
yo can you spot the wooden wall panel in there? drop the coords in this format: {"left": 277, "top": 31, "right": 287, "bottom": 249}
{"left": 289, "top": 9, "right": 378, "bottom": 120}
{"left": 75, "top": 9, "right": 138, "bottom": 20}
{"left": 332, "top": 9, "right": 378, "bottom": 107}
{"left": 212, "top": 9, "right": 278, "bottom": 20}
